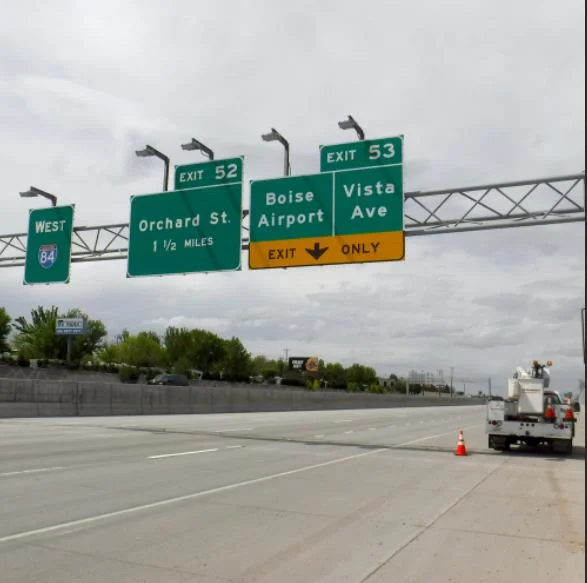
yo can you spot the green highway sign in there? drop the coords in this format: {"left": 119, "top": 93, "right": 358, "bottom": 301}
{"left": 24, "top": 205, "right": 75, "bottom": 285}
{"left": 127, "top": 184, "right": 242, "bottom": 277}
{"left": 320, "top": 135, "right": 403, "bottom": 172}
{"left": 174, "top": 157, "right": 243, "bottom": 190}
{"left": 334, "top": 166, "right": 403, "bottom": 234}
{"left": 249, "top": 151, "right": 404, "bottom": 269}
{"left": 249, "top": 173, "right": 334, "bottom": 243}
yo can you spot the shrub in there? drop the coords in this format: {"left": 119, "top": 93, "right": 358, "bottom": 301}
{"left": 306, "top": 379, "right": 321, "bottom": 391}
{"left": 172, "top": 357, "right": 192, "bottom": 377}
{"left": 119, "top": 365, "right": 139, "bottom": 383}
{"left": 346, "top": 381, "right": 360, "bottom": 393}
{"left": 16, "top": 354, "right": 30, "bottom": 368}
{"left": 328, "top": 381, "right": 347, "bottom": 390}
{"left": 223, "top": 374, "right": 250, "bottom": 383}
{"left": 281, "top": 377, "right": 306, "bottom": 387}
{"left": 202, "top": 371, "right": 222, "bottom": 381}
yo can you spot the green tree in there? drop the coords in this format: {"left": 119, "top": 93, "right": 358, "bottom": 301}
{"left": 117, "top": 333, "right": 166, "bottom": 368}
{"left": 345, "top": 363, "right": 378, "bottom": 387}
{"left": 96, "top": 343, "right": 120, "bottom": 363}
{"left": 251, "top": 355, "right": 271, "bottom": 375}
{"left": 322, "top": 362, "right": 347, "bottom": 388}
{"left": 12, "top": 306, "right": 60, "bottom": 359}
{"left": 0, "top": 307, "right": 11, "bottom": 352}
{"left": 190, "top": 329, "right": 226, "bottom": 373}
{"left": 222, "top": 337, "right": 252, "bottom": 381}
{"left": 164, "top": 327, "right": 249, "bottom": 376}
{"left": 12, "top": 306, "right": 107, "bottom": 361}
{"left": 118, "top": 328, "right": 131, "bottom": 343}
{"left": 251, "top": 355, "right": 284, "bottom": 379}
{"left": 173, "top": 355, "right": 193, "bottom": 377}
{"left": 138, "top": 330, "right": 161, "bottom": 345}
{"left": 276, "top": 358, "right": 287, "bottom": 376}
{"left": 164, "top": 327, "right": 193, "bottom": 365}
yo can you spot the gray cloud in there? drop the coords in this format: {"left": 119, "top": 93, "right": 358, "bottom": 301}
{"left": 0, "top": 0, "right": 584, "bottom": 394}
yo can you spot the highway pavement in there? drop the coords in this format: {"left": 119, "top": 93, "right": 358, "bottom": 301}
{"left": 0, "top": 405, "right": 584, "bottom": 582}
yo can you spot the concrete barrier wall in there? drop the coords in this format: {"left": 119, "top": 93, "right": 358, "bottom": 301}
{"left": 0, "top": 378, "right": 485, "bottom": 419}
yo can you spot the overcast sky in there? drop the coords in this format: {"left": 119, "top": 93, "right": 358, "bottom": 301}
{"left": 0, "top": 0, "right": 585, "bottom": 395}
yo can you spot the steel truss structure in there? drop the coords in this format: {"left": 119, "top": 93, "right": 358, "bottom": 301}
{"left": 0, "top": 172, "right": 584, "bottom": 268}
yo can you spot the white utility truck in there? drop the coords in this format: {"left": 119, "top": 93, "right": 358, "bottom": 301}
{"left": 486, "top": 360, "right": 576, "bottom": 455}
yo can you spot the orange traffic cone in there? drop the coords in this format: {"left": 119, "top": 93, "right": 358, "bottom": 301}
{"left": 455, "top": 430, "right": 468, "bottom": 456}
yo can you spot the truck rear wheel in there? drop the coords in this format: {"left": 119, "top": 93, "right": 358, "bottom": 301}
{"left": 488, "top": 435, "right": 509, "bottom": 451}
{"left": 552, "top": 439, "right": 573, "bottom": 455}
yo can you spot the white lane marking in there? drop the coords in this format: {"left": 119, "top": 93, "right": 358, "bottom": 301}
{"left": 0, "top": 467, "right": 65, "bottom": 477}
{"left": 225, "top": 445, "right": 243, "bottom": 450}
{"left": 212, "top": 427, "right": 254, "bottom": 433}
{"left": 334, "top": 419, "right": 353, "bottom": 423}
{"left": 368, "top": 428, "right": 376, "bottom": 431}
{"left": 398, "top": 424, "right": 478, "bottom": 446}
{"left": 148, "top": 448, "right": 218, "bottom": 460}
{"left": 0, "top": 448, "right": 386, "bottom": 544}
{"left": 344, "top": 430, "right": 354, "bottom": 434}
{"left": 314, "top": 434, "right": 325, "bottom": 438}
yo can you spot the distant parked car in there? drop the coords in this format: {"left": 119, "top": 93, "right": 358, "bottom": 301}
{"left": 147, "top": 373, "right": 190, "bottom": 387}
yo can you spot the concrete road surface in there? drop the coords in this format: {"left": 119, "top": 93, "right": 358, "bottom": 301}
{"left": 0, "top": 406, "right": 584, "bottom": 582}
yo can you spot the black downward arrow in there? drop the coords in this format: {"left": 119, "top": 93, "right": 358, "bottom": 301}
{"left": 305, "top": 242, "right": 328, "bottom": 261}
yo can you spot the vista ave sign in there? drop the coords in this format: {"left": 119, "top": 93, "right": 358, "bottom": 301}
{"left": 249, "top": 136, "right": 404, "bottom": 269}
{"left": 127, "top": 157, "right": 243, "bottom": 277}
{"left": 24, "top": 205, "right": 75, "bottom": 285}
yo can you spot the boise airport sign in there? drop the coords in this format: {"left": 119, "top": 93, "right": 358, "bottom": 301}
{"left": 249, "top": 136, "right": 404, "bottom": 269}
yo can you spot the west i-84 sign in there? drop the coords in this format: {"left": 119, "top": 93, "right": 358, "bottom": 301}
{"left": 24, "top": 205, "right": 75, "bottom": 285}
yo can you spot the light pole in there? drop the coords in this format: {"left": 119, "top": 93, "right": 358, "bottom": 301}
{"left": 581, "top": 307, "right": 586, "bottom": 366}
{"left": 19, "top": 186, "right": 58, "bottom": 207}
{"left": 135, "top": 145, "right": 170, "bottom": 191}
{"left": 261, "top": 128, "right": 290, "bottom": 176}
{"left": 181, "top": 138, "right": 214, "bottom": 160}
{"left": 450, "top": 366, "right": 454, "bottom": 398}
{"left": 337, "top": 114, "right": 365, "bottom": 141}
